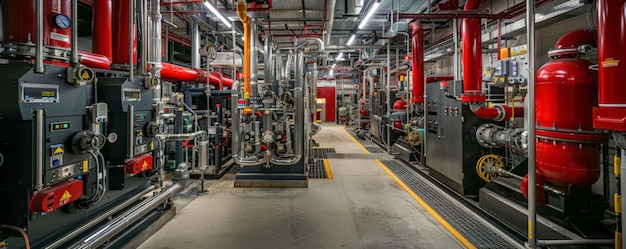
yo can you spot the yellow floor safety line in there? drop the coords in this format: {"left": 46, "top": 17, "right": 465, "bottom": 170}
{"left": 323, "top": 159, "right": 334, "bottom": 180}
{"left": 375, "top": 159, "right": 477, "bottom": 249}
{"left": 341, "top": 127, "right": 370, "bottom": 154}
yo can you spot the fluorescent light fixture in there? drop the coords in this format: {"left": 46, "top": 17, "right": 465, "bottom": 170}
{"left": 347, "top": 35, "right": 356, "bottom": 45}
{"left": 336, "top": 53, "right": 343, "bottom": 60}
{"left": 204, "top": 1, "right": 232, "bottom": 28}
{"left": 358, "top": 1, "right": 381, "bottom": 29}
{"left": 332, "top": 63, "right": 337, "bottom": 68}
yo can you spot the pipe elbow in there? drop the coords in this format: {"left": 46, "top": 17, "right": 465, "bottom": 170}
{"left": 236, "top": 1, "right": 248, "bottom": 23}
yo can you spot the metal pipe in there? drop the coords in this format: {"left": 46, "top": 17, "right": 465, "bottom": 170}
{"left": 264, "top": 34, "right": 274, "bottom": 84}
{"left": 296, "top": 37, "right": 325, "bottom": 53}
{"left": 237, "top": 0, "right": 251, "bottom": 99}
{"left": 271, "top": 87, "right": 303, "bottom": 165}
{"left": 191, "top": 20, "right": 200, "bottom": 69}
{"left": 128, "top": 105, "right": 134, "bottom": 158}
{"left": 35, "top": 0, "right": 44, "bottom": 73}
{"left": 70, "top": 0, "right": 79, "bottom": 66}
{"left": 452, "top": 18, "right": 459, "bottom": 80}
{"left": 139, "top": 0, "right": 147, "bottom": 75}
{"left": 35, "top": 110, "right": 44, "bottom": 190}
{"left": 323, "top": 0, "right": 336, "bottom": 46}
{"left": 231, "top": 82, "right": 240, "bottom": 160}
{"left": 536, "top": 239, "right": 614, "bottom": 246}
{"left": 250, "top": 18, "right": 258, "bottom": 97}
{"left": 295, "top": 52, "right": 304, "bottom": 89}
{"left": 386, "top": 41, "right": 391, "bottom": 152}
{"left": 43, "top": 185, "right": 156, "bottom": 249}
{"left": 128, "top": 0, "right": 134, "bottom": 81}
{"left": 69, "top": 184, "right": 181, "bottom": 249}
{"left": 148, "top": 0, "right": 162, "bottom": 77}
{"left": 526, "top": 0, "right": 537, "bottom": 247}
{"left": 156, "top": 130, "right": 207, "bottom": 141}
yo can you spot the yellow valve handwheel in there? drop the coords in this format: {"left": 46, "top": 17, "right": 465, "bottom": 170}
{"left": 408, "top": 130, "right": 423, "bottom": 146}
{"left": 476, "top": 154, "right": 504, "bottom": 182}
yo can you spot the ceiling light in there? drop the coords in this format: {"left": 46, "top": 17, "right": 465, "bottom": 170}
{"left": 347, "top": 35, "right": 356, "bottom": 45}
{"left": 358, "top": 0, "right": 381, "bottom": 29}
{"left": 336, "top": 53, "right": 343, "bottom": 60}
{"left": 204, "top": 1, "right": 232, "bottom": 28}
{"left": 332, "top": 63, "right": 337, "bottom": 68}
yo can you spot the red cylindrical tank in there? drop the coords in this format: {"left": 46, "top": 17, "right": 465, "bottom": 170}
{"left": 535, "top": 136, "right": 600, "bottom": 188}
{"left": 93, "top": 0, "right": 113, "bottom": 61}
{"left": 3, "top": 0, "right": 72, "bottom": 48}
{"left": 113, "top": 0, "right": 137, "bottom": 64}
{"left": 535, "top": 58, "right": 598, "bottom": 131}
{"left": 409, "top": 21, "right": 424, "bottom": 103}
{"left": 393, "top": 99, "right": 406, "bottom": 110}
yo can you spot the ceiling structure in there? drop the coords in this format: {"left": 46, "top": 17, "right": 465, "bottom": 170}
{"left": 157, "top": 0, "right": 444, "bottom": 69}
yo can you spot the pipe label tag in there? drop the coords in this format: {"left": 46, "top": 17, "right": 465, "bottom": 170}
{"left": 50, "top": 32, "right": 69, "bottom": 43}
{"left": 601, "top": 58, "right": 620, "bottom": 67}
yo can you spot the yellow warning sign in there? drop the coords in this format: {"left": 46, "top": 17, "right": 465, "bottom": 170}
{"left": 511, "top": 48, "right": 518, "bottom": 57}
{"left": 150, "top": 141, "right": 155, "bottom": 150}
{"left": 53, "top": 146, "right": 64, "bottom": 155}
{"left": 79, "top": 68, "right": 94, "bottom": 80}
{"left": 60, "top": 190, "right": 72, "bottom": 202}
{"left": 519, "top": 47, "right": 527, "bottom": 55}
{"left": 136, "top": 130, "right": 143, "bottom": 137}
{"left": 602, "top": 58, "right": 620, "bottom": 67}
{"left": 83, "top": 159, "right": 89, "bottom": 172}
{"left": 142, "top": 161, "right": 148, "bottom": 170}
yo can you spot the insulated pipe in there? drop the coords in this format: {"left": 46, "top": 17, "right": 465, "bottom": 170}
{"left": 78, "top": 51, "right": 112, "bottom": 69}
{"left": 296, "top": 37, "right": 325, "bottom": 53}
{"left": 148, "top": 0, "right": 162, "bottom": 77}
{"left": 295, "top": 52, "right": 304, "bottom": 89}
{"left": 526, "top": 0, "right": 538, "bottom": 247}
{"left": 470, "top": 104, "right": 524, "bottom": 122}
{"left": 93, "top": 0, "right": 113, "bottom": 61}
{"left": 191, "top": 20, "right": 201, "bottom": 69}
{"left": 71, "top": 0, "right": 79, "bottom": 66}
{"left": 231, "top": 82, "right": 240, "bottom": 161}
{"left": 323, "top": 0, "right": 337, "bottom": 46}
{"left": 35, "top": 0, "right": 44, "bottom": 73}
{"left": 69, "top": 184, "right": 181, "bottom": 249}
{"left": 35, "top": 110, "right": 44, "bottom": 190}
{"left": 128, "top": 0, "right": 134, "bottom": 81}
{"left": 264, "top": 34, "right": 274, "bottom": 85}
{"left": 409, "top": 21, "right": 424, "bottom": 103}
{"left": 43, "top": 185, "right": 157, "bottom": 249}
{"left": 237, "top": 0, "right": 251, "bottom": 99}
{"left": 460, "top": 0, "right": 485, "bottom": 103}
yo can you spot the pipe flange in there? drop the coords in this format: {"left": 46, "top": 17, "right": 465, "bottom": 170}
{"left": 493, "top": 105, "right": 507, "bottom": 122}
{"left": 476, "top": 123, "right": 498, "bottom": 148}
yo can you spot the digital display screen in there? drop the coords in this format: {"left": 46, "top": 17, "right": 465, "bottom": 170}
{"left": 22, "top": 83, "right": 59, "bottom": 103}
{"left": 123, "top": 88, "right": 141, "bottom": 101}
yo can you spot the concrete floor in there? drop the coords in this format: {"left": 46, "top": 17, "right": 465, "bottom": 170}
{"left": 138, "top": 123, "right": 463, "bottom": 249}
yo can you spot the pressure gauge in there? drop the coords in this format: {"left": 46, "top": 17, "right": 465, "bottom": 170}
{"left": 53, "top": 14, "right": 71, "bottom": 29}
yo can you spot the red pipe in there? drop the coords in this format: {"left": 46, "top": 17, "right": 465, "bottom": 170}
{"left": 78, "top": 51, "right": 112, "bottom": 69}
{"left": 93, "top": 0, "right": 113, "bottom": 61}
{"left": 113, "top": 0, "right": 137, "bottom": 65}
{"left": 409, "top": 21, "right": 424, "bottom": 103}
{"left": 460, "top": 0, "right": 485, "bottom": 103}
{"left": 593, "top": 0, "right": 626, "bottom": 131}
{"left": 471, "top": 105, "right": 524, "bottom": 121}
{"left": 425, "top": 76, "right": 454, "bottom": 83}
{"left": 160, "top": 63, "right": 232, "bottom": 89}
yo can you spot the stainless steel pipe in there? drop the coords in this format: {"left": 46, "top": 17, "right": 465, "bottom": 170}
{"left": 35, "top": 109, "right": 44, "bottom": 190}
{"left": 35, "top": 0, "right": 44, "bottom": 73}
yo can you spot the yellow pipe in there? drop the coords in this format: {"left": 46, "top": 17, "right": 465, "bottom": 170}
{"left": 237, "top": 0, "right": 250, "bottom": 100}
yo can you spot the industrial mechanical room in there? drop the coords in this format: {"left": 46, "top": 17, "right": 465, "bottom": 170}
{"left": 0, "top": 0, "right": 624, "bottom": 248}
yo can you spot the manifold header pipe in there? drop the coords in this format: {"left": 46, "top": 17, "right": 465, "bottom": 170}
{"left": 409, "top": 21, "right": 424, "bottom": 103}
{"left": 460, "top": 0, "right": 486, "bottom": 103}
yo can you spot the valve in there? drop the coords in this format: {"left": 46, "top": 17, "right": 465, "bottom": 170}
{"left": 71, "top": 130, "right": 106, "bottom": 153}
{"left": 476, "top": 154, "right": 504, "bottom": 182}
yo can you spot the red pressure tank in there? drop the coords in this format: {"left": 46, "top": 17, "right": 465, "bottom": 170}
{"left": 529, "top": 30, "right": 607, "bottom": 192}
{"left": 3, "top": 0, "right": 72, "bottom": 48}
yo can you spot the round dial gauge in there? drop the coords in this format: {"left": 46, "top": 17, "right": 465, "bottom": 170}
{"left": 53, "top": 14, "right": 71, "bottom": 29}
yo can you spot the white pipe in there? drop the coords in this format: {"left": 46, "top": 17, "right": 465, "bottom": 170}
{"left": 191, "top": 20, "right": 200, "bottom": 69}
{"left": 148, "top": 0, "right": 162, "bottom": 77}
